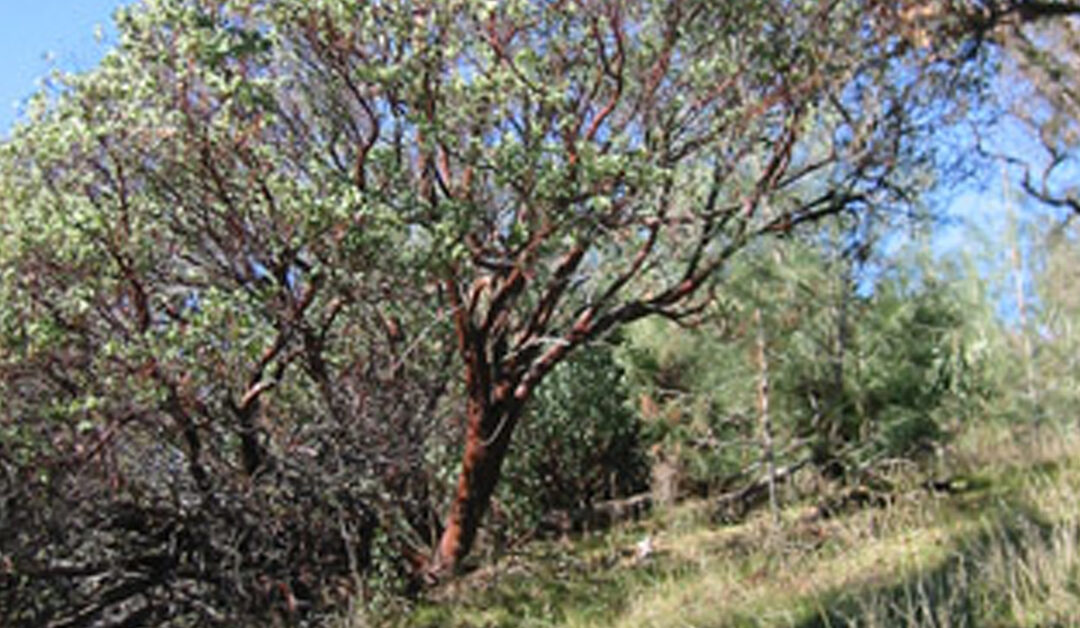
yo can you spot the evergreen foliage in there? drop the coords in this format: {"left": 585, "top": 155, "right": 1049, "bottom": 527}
{"left": 0, "top": 0, "right": 1077, "bottom": 624}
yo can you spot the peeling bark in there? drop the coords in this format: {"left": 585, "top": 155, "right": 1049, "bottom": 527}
{"left": 431, "top": 387, "right": 523, "bottom": 576}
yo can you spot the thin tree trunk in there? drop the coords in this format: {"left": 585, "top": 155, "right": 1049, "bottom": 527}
{"left": 754, "top": 308, "right": 780, "bottom": 525}
{"left": 1002, "top": 158, "right": 1039, "bottom": 411}
{"left": 816, "top": 252, "right": 852, "bottom": 471}
{"left": 834, "top": 257, "right": 851, "bottom": 440}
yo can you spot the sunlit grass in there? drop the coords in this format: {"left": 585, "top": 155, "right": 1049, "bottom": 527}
{"left": 368, "top": 424, "right": 1080, "bottom": 628}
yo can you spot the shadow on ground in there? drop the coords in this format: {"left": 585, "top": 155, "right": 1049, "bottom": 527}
{"left": 795, "top": 498, "right": 1067, "bottom": 628}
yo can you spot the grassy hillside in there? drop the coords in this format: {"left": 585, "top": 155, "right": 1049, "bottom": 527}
{"left": 367, "top": 424, "right": 1080, "bottom": 627}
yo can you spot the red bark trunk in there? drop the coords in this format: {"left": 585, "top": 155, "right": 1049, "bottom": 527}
{"left": 430, "top": 388, "right": 521, "bottom": 577}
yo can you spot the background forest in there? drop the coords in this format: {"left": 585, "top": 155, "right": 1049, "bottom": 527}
{"left": 3, "top": 1, "right": 1080, "bottom": 626}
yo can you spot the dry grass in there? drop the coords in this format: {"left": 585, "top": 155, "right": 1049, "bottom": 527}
{"left": 590, "top": 486, "right": 969, "bottom": 628}
{"left": 379, "top": 424, "right": 1080, "bottom": 628}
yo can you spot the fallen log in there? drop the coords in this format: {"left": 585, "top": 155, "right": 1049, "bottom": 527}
{"left": 713, "top": 458, "right": 813, "bottom": 524}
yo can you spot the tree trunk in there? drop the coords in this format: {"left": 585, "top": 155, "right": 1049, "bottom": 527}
{"left": 430, "top": 387, "right": 523, "bottom": 577}
{"left": 1002, "top": 158, "right": 1039, "bottom": 413}
{"left": 754, "top": 308, "right": 779, "bottom": 526}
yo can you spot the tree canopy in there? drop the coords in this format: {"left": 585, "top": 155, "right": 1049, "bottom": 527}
{"left": 2, "top": 0, "right": 1077, "bottom": 624}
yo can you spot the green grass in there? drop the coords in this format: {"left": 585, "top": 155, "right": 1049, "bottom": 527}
{"left": 357, "top": 424, "right": 1080, "bottom": 628}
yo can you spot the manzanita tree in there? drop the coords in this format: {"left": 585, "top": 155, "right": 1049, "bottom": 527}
{"left": 2, "top": 0, "right": 1067, "bottom": 621}
{"left": 343, "top": 0, "right": 963, "bottom": 574}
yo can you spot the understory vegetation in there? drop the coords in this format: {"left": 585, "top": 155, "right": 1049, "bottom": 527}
{"left": 395, "top": 424, "right": 1080, "bottom": 628}
{"left": 4, "top": 1, "right": 1080, "bottom": 626}
{"left": 379, "top": 219, "right": 1080, "bottom": 627}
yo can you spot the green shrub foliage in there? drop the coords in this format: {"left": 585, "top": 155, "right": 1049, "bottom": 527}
{"left": 0, "top": 0, "right": 1028, "bottom": 622}
{"left": 498, "top": 342, "right": 649, "bottom": 536}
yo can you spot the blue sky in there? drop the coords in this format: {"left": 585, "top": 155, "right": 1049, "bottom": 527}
{"left": 0, "top": 0, "right": 129, "bottom": 135}
{"left": 0, "top": 0, "right": 1041, "bottom": 306}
